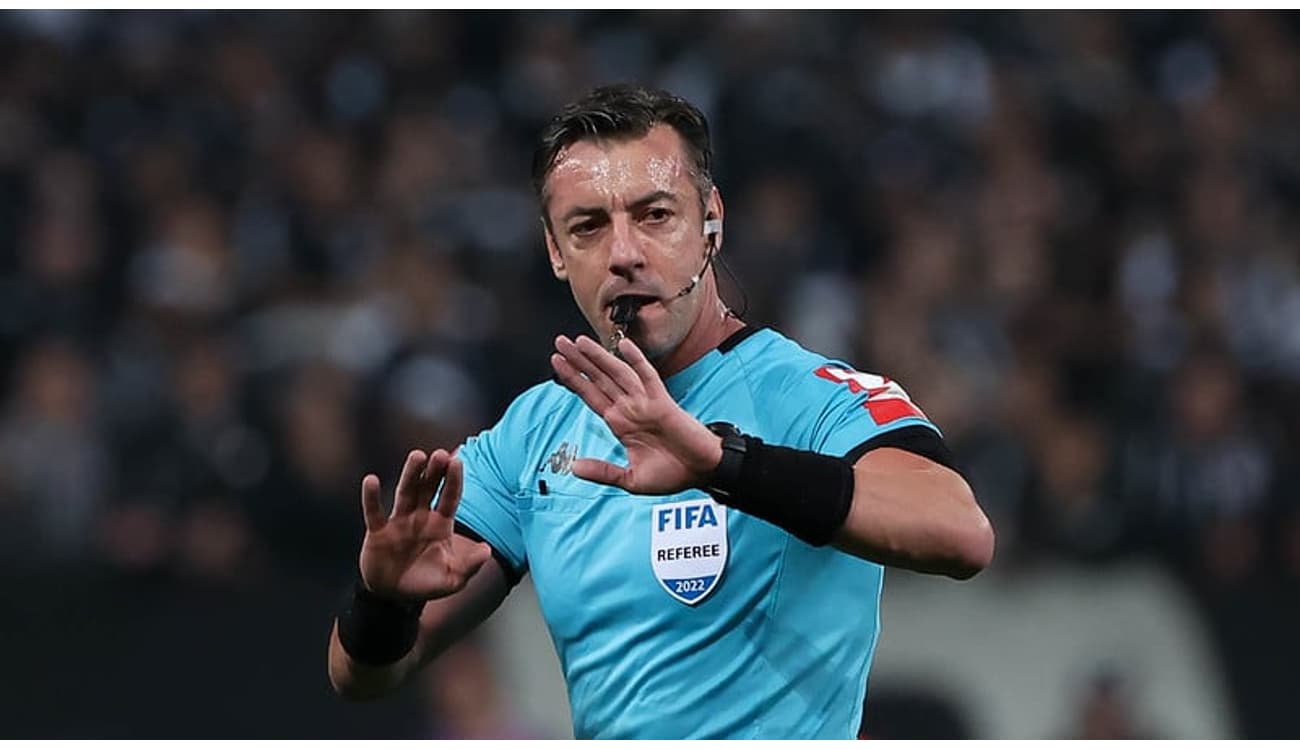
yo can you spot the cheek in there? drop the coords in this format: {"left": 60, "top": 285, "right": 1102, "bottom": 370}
{"left": 564, "top": 262, "right": 605, "bottom": 312}
{"left": 650, "top": 223, "right": 704, "bottom": 275}
{"left": 662, "top": 220, "right": 694, "bottom": 254}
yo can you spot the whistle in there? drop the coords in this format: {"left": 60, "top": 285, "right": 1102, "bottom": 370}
{"left": 608, "top": 298, "right": 641, "bottom": 352}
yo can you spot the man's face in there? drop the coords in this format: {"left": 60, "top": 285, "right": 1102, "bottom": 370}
{"left": 542, "top": 125, "right": 722, "bottom": 360}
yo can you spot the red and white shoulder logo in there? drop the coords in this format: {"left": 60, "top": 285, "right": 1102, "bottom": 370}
{"left": 813, "top": 365, "right": 927, "bottom": 425}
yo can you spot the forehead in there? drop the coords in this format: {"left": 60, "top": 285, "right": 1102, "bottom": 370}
{"left": 545, "top": 125, "right": 695, "bottom": 210}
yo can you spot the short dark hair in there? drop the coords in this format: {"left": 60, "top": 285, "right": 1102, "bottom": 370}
{"left": 531, "top": 84, "right": 714, "bottom": 222}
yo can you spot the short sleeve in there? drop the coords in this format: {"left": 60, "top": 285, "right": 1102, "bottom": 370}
{"left": 793, "top": 363, "right": 941, "bottom": 458}
{"left": 450, "top": 420, "right": 528, "bottom": 579}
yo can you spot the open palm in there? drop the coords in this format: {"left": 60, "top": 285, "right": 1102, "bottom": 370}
{"left": 358, "top": 449, "right": 492, "bottom": 602}
{"left": 550, "top": 335, "right": 722, "bottom": 495}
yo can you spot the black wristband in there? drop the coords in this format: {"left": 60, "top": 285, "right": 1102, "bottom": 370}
{"left": 705, "top": 429, "right": 854, "bottom": 547}
{"left": 336, "top": 578, "right": 423, "bottom": 666}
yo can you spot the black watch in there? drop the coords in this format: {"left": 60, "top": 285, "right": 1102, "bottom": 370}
{"left": 704, "top": 421, "right": 749, "bottom": 502}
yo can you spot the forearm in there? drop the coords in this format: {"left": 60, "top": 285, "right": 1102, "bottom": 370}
{"left": 699, "top": 426, "right": 992, "bottom": 576}
{"left": 327, "top": 557, "right": 510, "bottom": 700}
{"left": 328, "top": 619, "right": 424, "bottom": 701}
{"left": 832, "top": 447, "right": 994, "bottom": 578}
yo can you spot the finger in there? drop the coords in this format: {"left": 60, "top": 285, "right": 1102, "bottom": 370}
{"left": 572, "top": 457, "right": 630, "bottom": 490}
{"left": 557, "top": 335, "right": 626, "bottom": 402}
{"left": 421, "top": 448, "right": 451, "bottom": 485}
{"left": 432, "top": 454, "right": 465, "bottom": 522}
{"left": 360, "top": 474, "right": 386, "bottom": 532}
{"left": 617, "top": 337, "right": 668, "bottom": 396}
{"left": 418, "top": 448, "right": 452, "bottom": 509}
{"left": 552, "top": 352, "right": 613, "bottom": 414}
{"left": 391, "top": 449, "right": 429, "bottom": 516}
{"left": 574, "top": 335, "right": 643, "bottom": 395}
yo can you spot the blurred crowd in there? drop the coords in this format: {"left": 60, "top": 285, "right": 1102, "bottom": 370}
{"left": 1, "top": 10, "right": 1297, "bottom": 738}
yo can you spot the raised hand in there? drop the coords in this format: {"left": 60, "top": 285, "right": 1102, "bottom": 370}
{"left": 550, "top": 335, "right": 722, "bottom": 495}
{"left": 358, "top": 449, "right": 493, "bottom": 602}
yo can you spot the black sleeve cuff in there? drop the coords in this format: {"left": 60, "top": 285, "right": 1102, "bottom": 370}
{"left": 454, "top": 521, "right": 525, "bottom": 589}
{"left": 843, "top": 425, "right": 961, "bottom": 475}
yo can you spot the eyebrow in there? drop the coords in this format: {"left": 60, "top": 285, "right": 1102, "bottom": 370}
{"left": 558, "top": 190, "right": 681, "bottom": 224}
{"left": 628, "top": 190, "right": 680, "bottom": 211}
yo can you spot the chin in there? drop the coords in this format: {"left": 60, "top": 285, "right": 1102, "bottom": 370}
{"left": 630, "top": 327, "right": 681, "bottom": 361}
{"left": 635, "top": 340, "right": 670, "bottom": 361}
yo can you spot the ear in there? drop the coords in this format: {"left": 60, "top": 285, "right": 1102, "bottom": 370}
{"left": 543, "top": 220, "right": 568, "bottom": 280}
{"left": 704, "top": 186, "right": 725, "bottom": 253}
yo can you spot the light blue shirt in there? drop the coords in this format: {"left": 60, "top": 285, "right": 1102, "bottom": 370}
{"left": 453, "top": 327, "right": 939, "bottom": 739}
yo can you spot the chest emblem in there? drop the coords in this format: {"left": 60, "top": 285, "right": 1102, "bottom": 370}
{"left": 538, "top": 441, "right": 579, "bottom": 476}
{"left": 650, "top": 498, "right": 728, "bottom": 605}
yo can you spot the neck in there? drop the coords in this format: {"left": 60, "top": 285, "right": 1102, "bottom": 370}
{"left": 651, "top": 291, "right": 746, "bottom": 377}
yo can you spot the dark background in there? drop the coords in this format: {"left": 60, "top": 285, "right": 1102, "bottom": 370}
{"left": 0, "top": 10, "right": 1297, "bottom": 738}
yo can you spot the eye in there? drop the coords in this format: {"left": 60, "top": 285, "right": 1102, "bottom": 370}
{"left": 643, "top": 207, "right": 672, "bottom": 224}
{"left": 570, "top": 220, "right": 601, "bottom": 237}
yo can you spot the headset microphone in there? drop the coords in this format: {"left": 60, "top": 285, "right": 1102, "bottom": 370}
{"left": 607, "top": 218, "right": 721, "bottom": 351}
{"left": 670, "top": 218, "right": 722, "bottom": 300}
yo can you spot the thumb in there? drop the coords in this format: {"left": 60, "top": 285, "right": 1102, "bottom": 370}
{"left": 462, "top": 542, "right": 493, "bottom": 578}
{"left": 572, "top": 458, "right": 629, "bottom": 489}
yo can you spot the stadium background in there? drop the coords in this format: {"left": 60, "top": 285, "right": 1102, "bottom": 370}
{"left": 0, "top": 9, "right": 1297, "bottom": 739}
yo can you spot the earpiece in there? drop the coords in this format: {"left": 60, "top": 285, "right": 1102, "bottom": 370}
{"left": 665, "top": 217, "right": 721, "bottom": 301}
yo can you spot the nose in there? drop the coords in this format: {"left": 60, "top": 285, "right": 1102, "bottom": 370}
{"left": 607, "top": 216, "right": 646, "bottom": 280}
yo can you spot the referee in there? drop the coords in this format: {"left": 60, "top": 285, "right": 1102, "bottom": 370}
{"left": 327, "top": 84, "right": 994, "bottom": 739}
